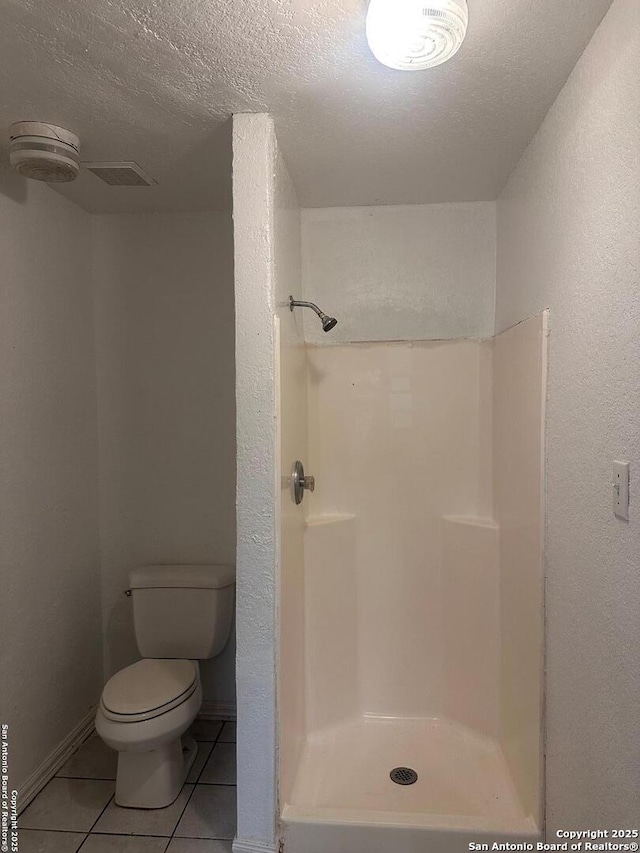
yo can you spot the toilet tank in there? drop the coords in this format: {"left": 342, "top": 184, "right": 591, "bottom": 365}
{"left": 129, "top": 565, "right": 235, "bottom": 659}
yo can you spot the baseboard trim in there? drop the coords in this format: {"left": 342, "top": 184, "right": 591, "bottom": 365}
{"left": 233, "top": 840, "right": 278, "bottom": 853}
{"left": 18, "top": 706, "right": 97, "bottom": 813}
{"left": 199, "top": 700, "right": 237, "bottom": 720}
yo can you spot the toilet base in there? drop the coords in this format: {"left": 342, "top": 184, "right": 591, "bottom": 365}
{"left": 115, "top": 735, "right": 198, "bottom": 808}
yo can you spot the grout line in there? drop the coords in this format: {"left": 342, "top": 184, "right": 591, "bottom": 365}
{"left": 164, "top": 836, "right": 235, "bottom": 849}
{"left": 89, "top": 831, "right": 184, "bottom": 841}
{"left": 217, "top": 720, "right": 234, "bottom": 743}
{"left": 194, "top": 722, "right": 225, "bottom": 781}
{"left": 56, "top": 776, "right": 116, "bottom": 781}
{"left": 168, "top": 723, "right": 233, "bottom": 842}
{"left": 18, "top": 827, "right": 89, "bottom": 836}
{"left": 173, "top": 838, "right": 235, "bottom": 843}
{"left": 185, "top": 722, "right": 225, "bottom": 788}
{"left": 75, "top": 833, "right": 89, "bottom": 853}
{"left": 76, "top": 791, "right": 115, "bottom": 850}
{"left": 89, "top": 832, "right": 183, "bottom": 838}
{"left": 88, "top": 794, "right": 115, "bottom": 831}
{"left": 192, "top": 725, "right": 237, "bottom": 787}
{"left": 166, "top": 758, "right": 202, "bottom": 843}
{"left": 167, "top": 783, "right": 197, "bottom": 842}
{"left": 190, "top": 746, "right": 214, "bottom": 787}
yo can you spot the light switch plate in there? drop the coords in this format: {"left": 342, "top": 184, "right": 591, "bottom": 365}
{"left": 613, "top": 461, "right": 630, "bottom": 520}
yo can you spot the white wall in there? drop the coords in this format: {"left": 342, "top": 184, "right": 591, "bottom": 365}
{"left": 92, "top": 212, "right": 236, "bottom": 708}
{"left": 233, "top": 114, "right": 279, "bottom": 851}
{"left": 233, "top": 111, "right": 306, "bottom": 850}
{"left": 273, "top": 149, "right": 308, "bottom": 805}
{"left": 496, "top": 0, "right": 640, "bottom": 828}
{"left": 301, "top": 203, "right": 496, "bottom": 343}
{"left": 0, "top": 173, "right": 102, "bottom": 794}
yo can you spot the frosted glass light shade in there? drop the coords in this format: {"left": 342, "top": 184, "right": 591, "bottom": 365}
{"left": 366, "top": 0, "right": 469, "bottom": 71}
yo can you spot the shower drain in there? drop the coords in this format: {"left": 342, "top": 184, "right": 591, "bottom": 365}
{"left": 390, "top": 767, "right": 418, "bottom": 786}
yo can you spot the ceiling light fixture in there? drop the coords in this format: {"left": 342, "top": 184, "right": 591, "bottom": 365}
{"left": 366, "top": 0, "right": 469, "bottom": 71}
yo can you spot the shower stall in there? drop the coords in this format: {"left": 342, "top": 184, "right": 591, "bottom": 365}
{"left": 233, "top": 114, "right": 547, "bottom": 853}
{"left": 278, "top": 321, "right": 547, "bottom": 853}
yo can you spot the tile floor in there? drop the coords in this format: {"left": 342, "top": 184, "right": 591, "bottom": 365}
{"left": 18, "top": 720, "right": 237, "bottom": 853}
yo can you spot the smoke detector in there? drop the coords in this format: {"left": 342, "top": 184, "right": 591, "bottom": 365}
{"left": 9, "top": 121, "right": 80, "bottom": 182}
{"left": 85, "top": 161, "right": 156, "bottom": 187}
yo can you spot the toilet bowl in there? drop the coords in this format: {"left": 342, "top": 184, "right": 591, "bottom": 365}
{"left": 95, "top": 564, "right": 235, "bottom": 809}
{"left": 96, "top": 658, "right": 203, "bottom": 808}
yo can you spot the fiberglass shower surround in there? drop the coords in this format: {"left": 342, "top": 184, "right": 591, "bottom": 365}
{"left": 279, "top": 317, "right": 547, "bottom": 853}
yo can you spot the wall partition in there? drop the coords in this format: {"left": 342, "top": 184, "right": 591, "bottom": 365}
{"left": 233, "top": 116, "right": 547, "bottom": 853}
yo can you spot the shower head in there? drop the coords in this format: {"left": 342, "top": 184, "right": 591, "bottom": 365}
{"left": 321, "top": 314, "right": 338, "bottom": 332}
{"left": 289, "top": 296, "right": 338, "bottom": 333}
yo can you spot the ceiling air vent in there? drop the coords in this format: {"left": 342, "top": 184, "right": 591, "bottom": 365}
{"left": 85, "top": 161, "right": 156, "bottom": 187}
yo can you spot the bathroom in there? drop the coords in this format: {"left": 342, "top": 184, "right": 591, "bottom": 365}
{"left": 1, "top": 0, "right": 638, "bottom": 852}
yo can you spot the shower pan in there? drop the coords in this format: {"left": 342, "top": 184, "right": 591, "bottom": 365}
{"left": 278, "top": 314, "right": 548, "bottom": 853}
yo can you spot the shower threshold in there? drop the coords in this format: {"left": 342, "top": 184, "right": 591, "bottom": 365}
{"left": 281, "top": 715, "right": 539, "bottom": 853}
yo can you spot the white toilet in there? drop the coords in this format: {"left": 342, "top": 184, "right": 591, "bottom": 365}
{"left": 95, "top": 564, "right": 235, "bottom": 808}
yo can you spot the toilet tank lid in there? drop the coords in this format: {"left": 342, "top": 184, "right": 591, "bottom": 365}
{"left": 130, "top": 564, "right": 235, "bottom": 590}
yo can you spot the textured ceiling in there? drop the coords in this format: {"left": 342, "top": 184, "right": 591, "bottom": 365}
{"left": 0, "top": 0, "right": 613, "bottom": 212}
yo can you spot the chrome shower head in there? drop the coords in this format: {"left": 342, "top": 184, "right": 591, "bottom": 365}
{"left": 289, "top": 296, "right": 338, "bottom": 333}
{"left": 321, "top": 314, "right": 338, "bottom": 333}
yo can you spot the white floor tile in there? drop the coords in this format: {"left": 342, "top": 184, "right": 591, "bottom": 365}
{"left": 17, "top": 829, "right": 86, "bottom": 852}
{"left": 20, "top": 779, "right": 114, "bottom": 832}
{"left": 174, "top": 785, "right": 236, "bottom": 840}
{"left": 92, "top": 785, "right": 193, "bottom": 836}
{"left": 199, "top": 742, "right": 236, "bottom": 785}
{"left": 81, "top": 834, "right": 168, "bottom": 852}
{"left": 186, "top": 742, "right": 213, "bottom": 783}
{"left": 57, "top": 735, "right": 118, "bottom": 780}
{"left": 166, "top": 839, "right": 232, "bottom": 852}
{"left": 187, "top": 720, "right": 223, "bottom": 742}
{"left": 218, "top": 722, "right": 236, "bottom": 743}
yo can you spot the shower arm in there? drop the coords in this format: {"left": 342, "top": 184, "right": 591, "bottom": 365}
{"left": 289, "top": 295, "right": 338, "bottom": 333}
{"left": 289, "top": 296, "right": 324, "bottom": 319}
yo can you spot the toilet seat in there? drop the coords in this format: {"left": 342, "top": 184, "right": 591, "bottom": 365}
{"left": 101, "top": 659, "right": 199, "bottom": 723}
